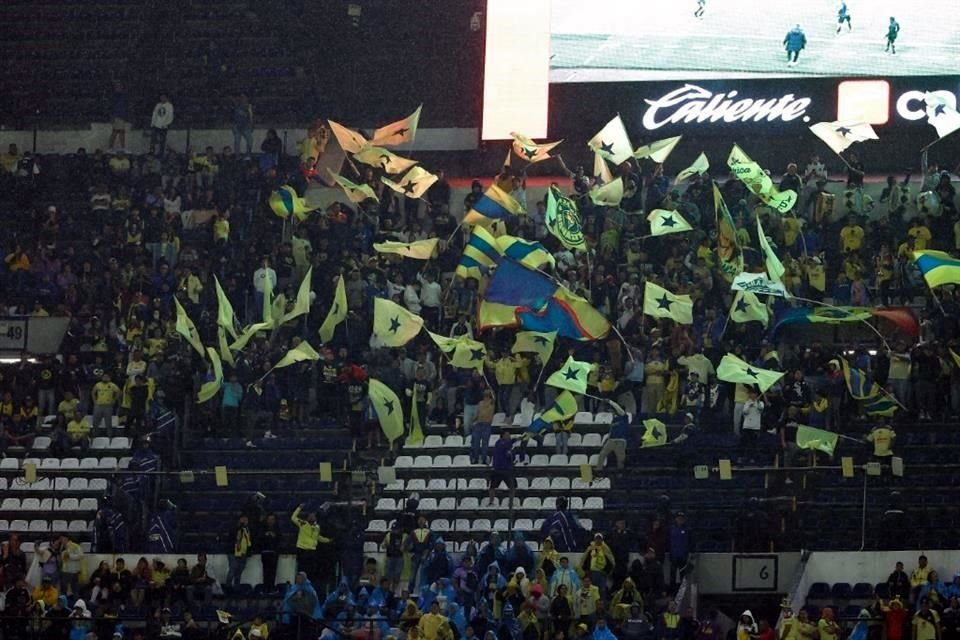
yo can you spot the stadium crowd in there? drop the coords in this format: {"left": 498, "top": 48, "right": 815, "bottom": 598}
{"left": 1, "top": 104, "right": 960, "bottom": 639}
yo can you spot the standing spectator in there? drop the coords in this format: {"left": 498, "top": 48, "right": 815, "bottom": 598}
{"left": 258, "top": 512, "right": 280, "bottom": 589}
{"left": 470, "top": 389, "right": 495, "bottom": 465}
{"left": 225, "top": 515, "right": 252, "bottom": 588}
{"left": 150, "top": 94, "right": 175, "bottom": 156}
{"left": 882, "top": 598, "right": 909, "bottom": 640}
{"left": 581, "top": 534, "right": 615, "bottom": 600}
{"left": 606, "top": 516, "right": 632, "bottom": 589}
{"left": 108, "top": 80, "right": 129, "bottom": 149}
{"left": 541, "top": 496, "right": 584, "bottom": 553}
{"left": 291, "top": 505, "right": 332, "bottom": 588}
{"left": 232, "top": 94, "right": 254, "bottom": 155}
{"left": 487, "top": 430, "right": 517, "bottom": 506}
{"left": 913, "top": 555, "right": 933, "bottom": 600}
{"left": 383, "top": 522, "right": 406, "bottom": 592}
{"left": 668, "top": 512, "right": 692, "bottom": 587}
{"left": 913, "top": 599, "right": 940, "bottom": 640}
{"left": 91, "top": 373, "right": 121, "bottom": 434}
{"left": 57, "top": 534, "right": 84, "bottom": 597}
{"left": 253, "top": 257, "right": 277, "bottom": 322}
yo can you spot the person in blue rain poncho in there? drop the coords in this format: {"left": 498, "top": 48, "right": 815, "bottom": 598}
{"left": 916, "top": 571, "right": 949, "bottom": 611}
{"left": 321, "top": 577, "right": 356, "bottom": 618}
{"left": 504, "top": 531, "right": 535, "bottom": 576}
{"left": 282, "top": 572, "right": 324, "bottom": 626}
{"left": 593, "top": 617, "right": 619, "bottom": 640}
{"left": 424, "top": 539, "right": 454, "bottom": 587}
{"left": 849, "top": 610, "right": 872, "bottom": 640}
{"left": 482, "top": 562, "right": 508, "bottom": 606}
{"left": 497, "top": 603, "right": 522, "bottom": 640}
{"left": 476, "top": 532, "right": 505, "bottom": 577}
{"left": 448, "top": 602, "right": 468, "bottom": 636}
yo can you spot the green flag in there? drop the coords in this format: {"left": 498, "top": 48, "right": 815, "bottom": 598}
{"left": 373, "top": 298, "right": 424, "bottom": 347}
{"left": 716, "top": 353, "right": 784, "bottom": 393}
{"left": 174, "top": 297, "right": 206, "bottom": 357}
{"left": 647, "top": 209, "right": 693, "bottom": 236}
{"left": 588, "top": 177, "right": 624, "bottom": 207}
{"left": 512, "top": 330, "right": 557, "bottom": 363}
{"left": 728, "top": 291, "right": 769, "bottom": 328}
{"left": 328, "top": 169, "right": 380, "bottom": 203}
{"left": 757, "top": 216, "right": 785, "bottom": 283}
{"left": 197, "top": 347, "right": 223, "bottom": 404}
{"left": 545, "top": 356, "right": 595, "bottom": 395}
{"left": 643, "top": 281, "right": 693, "bottom": 324}
{"left": 282, "top": 267, "right": 313, "bottom": 324}
{"left": 675, "top": 152, "right": 709, "bottom": 183}
{"left": 796, "top": 424, "right": 839, "bottom": 456}
{"left": 318, "top": 276, "right": 348, "bottom": 343}
{"left": 273, "top": 340, "right": 321, "bottom": 369}
{"left": 450, "top": 338, "right": 487, "bottom": 372}
{"left": 642, "top": 418, "right": 668, "bottom": 447}
{"left": 214, "top": 276, "right": 239, "bottom": 339}
{"left": 545, "top": 185, "right": 586, "bottom": 249}
{"left": 368, "top": 378, "right": 404, "bottom": 443}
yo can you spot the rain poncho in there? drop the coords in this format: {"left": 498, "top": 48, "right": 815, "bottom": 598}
{"left": 282, "top": 573, "right": 324, "bottom": 623}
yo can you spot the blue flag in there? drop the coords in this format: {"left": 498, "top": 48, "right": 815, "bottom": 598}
{"left": 483, "top": 259, "right": 557, "bottom": 311}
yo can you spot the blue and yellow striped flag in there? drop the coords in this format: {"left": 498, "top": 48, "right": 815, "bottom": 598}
{"left": 463, "top": 184, "right": 525, "bottom": 226}
{"left": 456, "top": 226, "right": 502, "bottom": 280}
{"left": 914, "top": 250, "right": 960, "bottom": 289}
{"left": 269, "top": 185, "right": 318, "bottom": 221}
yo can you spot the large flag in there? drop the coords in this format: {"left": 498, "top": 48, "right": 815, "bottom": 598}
{"left": 717, "top": 353, "right": 784, "bottom": 393}
{"left": 641, "top": 418, "right": 668, "bottom": 447}
{"left": 713, "top": 184, "right": 743, "bottom": 282}
{"left": 381, "top": 166, "right": 438, "bottom": 199}
{"left": 731, "top": 272, "right": 791, "bottom": 298}
{"left": 282, "top": 267, "right": 313, "bottom": 324}
{"left": 217, "top": 327, "right": 235, "bottom": 367}
{"left": 497, "top": 235, "right": 555, "bottom": 271}
{"left": 371, "top": 104, "right": 422, "bottom": 147}
{"left": 197, "top": 347, "right": 223, "bottom": 403}
{"left": 318, "top": 276, "right": 347, "bottom": 343}
{"left": 463, "top": 184, "right": 525, "bottom": 226}
{"left": 516, "top": 287, "right": 610, "bottom": 341}
{"left": 643, "top": 282, "right": 694, "bottom": 324}
{"left": 174, "top": 297, "right": 205, "bottom": 357}
{"left": 327, "top": 120, "right": 368, "bottom": 154}
{"left": 795, "top": 425, "right": 838, "bottom": 456}
{"left": 269, "top": 185, "right": 319, "bottom": 220}
{"left": 511, "top": 131, "right": 562, "bottom": 164}
{"left": 529, "top": 390, "right": 579, "bottom": 434}
{"left": 757, "top": 216, "right": 785, "bottom": 283}
{"left": 675, "top": 152, "right": 709, "bottom": 183}
{"left": 771, "top": 306, "right": 918, "bottom": 339}
{"left": 353, "top": 146, "right": 418, "bottom": 175}
{"left": 408, "top": 392, "right": 425, "bottom": 445}
{"left": 374, "top": 238, "right": 439, "bottom": 260}
{"left": 588, "top": 115, "right": 633, "bottom": 165}
{"left": 924, "top": 93, "right": 960, "bottom": 139}
{"left": 648, "top": 209, "right": 693, "bottom": 236}
{"left": 274, "top": 340, "right": 322, "bottom": 369}
{"left": 593, "top": 152, "right": 615, "bottom": 186}
{"left": 729, "top": 291, "right": 769, "bottom": 328}
{"left": 809, "top": 121, "right": 878, "bottom": 155}
{"left": 477, "top": 299, "right": 519, "bottom": 330}
{"left": 727, "top": 144, "right": 797, "bottom": 213}
{"left": 427, "top": 330, "right": 460, "bottom": 353}
{"left": 484, "top": 259, "right": 558, "bottom": 311}
{"left": 589, "top": 177, "right": 624, "bottom": 207}
{"left": 456, "top": 226, "right": 502, "bottom": 279}
{"left": 450, "top": 338, "right": 487, "bottom": 372}
{"left": 328, "top": 170, "right": 379, "bottom": 203}
{"left": 368, "top": 378, "right": 404, "bottom": 443}
{"left": 546, "top": 356, "right": 595, "bottom": 395}
{"left": 838, "top": 358, "right": 898, "bottom": 416}
{"left": 511, "top": 330, "right": 557, "bottom": 363}
{"left": 373, "top": 297, "right": 424, "bottom": 347}
{"left": 914, "top": 250, "right": 960, "bottom": 288}
{"left": 545, "top": 185, "right": 586, "bottom": 249}
{"left": 229, "top": 321, "right": 272, "bottom": 352}
{"left": 214, "top": 276, "right": 239, "bottom": 339}
{"left": 633, "top": 135, "right": 682, "bottom": 163}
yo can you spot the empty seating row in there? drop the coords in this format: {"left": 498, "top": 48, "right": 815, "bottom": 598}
{"left": 383, "top": 477, "right": 612, "bottom": 493}
{"left": 407, "top": 433, "right": 609, "bottom": 450}
{"left": 487, "top": 411, "right": 615, "bottom": 428}
{"left": 394, "top": 453, "right": 600, "bottom": 469}
{"left": 366, "top": 517, "right": 594, "bottom": 534}
{"left": 31, "top": 435, "right": 131, "bottom": 451}
{"left": 40, "top": 414, "right": 122, "bottom": 429}
{"left": 0, "top": 477, "right": 109, "bottom": 492}
{"left": 0, "top": 497, "right": 99, "bottom": 512}
{"left": 375, "top": 495, "right": 605, "bottom": 513}
{"left": 0, "top": 456, "right": 131, "bottom": 471}
{"left": 807, "top": 582, "right": 879, "bottom": 600}
{"left": 0, "top": 520, "right": 92, "bottom": 533}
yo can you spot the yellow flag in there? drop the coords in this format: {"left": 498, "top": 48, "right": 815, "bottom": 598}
{"left": 354, "top": 146, "right": 418, "bottom": 175}
{"left": 174, "top": 297, "right": 205, "bottom": 357}
{"left": 318, "top": 275, "right": 348, "bottom": 343}
{"left": 214, "top": 276, "right": 238, "bottom": 339}
{"left": 381, "top": 166, "right": 438, "bottom": 199}
{"left": 593, "top": 151, "right": 614, "bottom": 184}
{"left": 675, "top": 152, "right": 709, "bottom": 183}
{"left": 373, "top": 238, "right": 439, "bottom": 260}
{"left": 197, "top": 347, "right": 223, "bottom": 403}
{"left": 270, "top": 293, "right": 288, "bottom": 329}
{"left": 589, "top": 177, "right": 624, "bottom": 207}
{"left": 370, "top": 104, "right": 422, "bottom": 147}
{"left": 368, "top": 378, "right": 404, "bottom": 442}
{"left": 229, "top": 321, "right": 271, "bottom": 352}
{"left": 950, "top": 348, "right": 960, "bottom": 369}
{"left": 428, "top": 331, "right": 460, "bottom": 353}
{"left": 511, "top": 330, "right": 556, "bottom": 363}
{"left": 449, "top": 339, "right": 487, "bottom": 372}
{"left": 757, "top": 216, "right": 785, "bottom": 283}
{"left": 642, "top": 281, "right": 694, "bottom": 324}
{"left": 217, "top": 327, "right": 235, "bottom": 367}
{"left": 633, "top": 135, "right": 682, "bottom": 163}
{"left": 327, "top": 169, "right": 379, "bottom": 203}
{"left": 327, "top": 119, "right": 368, "bottom": 154}
{"left": 262, "top": 268, "right": 274, "bottom": 325}
{"left": 274, "top": 340, "right": 322, "bottom": 369}
{"left": 373, "top": 298, "right": 424, "bottom": 347}
{"left": 641, "top": 418, "right": 668, "bottom": 447}
{"left": 408, "top": 393, "right": 425, "bottom": 445}
{"left": 282, "top": 267, "right": 313, "bottom": 324}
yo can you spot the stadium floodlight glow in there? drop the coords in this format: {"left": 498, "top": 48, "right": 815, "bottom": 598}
{"left": 896, "top": 89, "right": 956, "bottom": 121}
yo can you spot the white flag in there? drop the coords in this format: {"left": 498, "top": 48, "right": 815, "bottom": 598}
{"left": 924, "top": 93, "right": 960, "bottom": 139}
{"left": 731, "top": 272, "right": 790, "bottom": 298}
{"left": 381, "top": 166, "right": 439, "bottom": 199}
{"left": 588, "top": 115, "right": 633, "bottom": 165}
{"left": 809, "top": 121, "right": 878, "bottom": 154}
{"left": 633, "top": 135, "right": 682, "bottom": 163}
{"left": 589, "top": 177, "right": 624, "bottom": 207}
{"left": 327, "top": 120, "right": 368, "bottom": 154}
{"left": 511, "top": 132, "right": 562, "bottom": 164}
{"left": 757, "top": 216, "right": 785, "bottom": 283}
{"left": 593, "top": 151, "right": 614, "bottom": 184}
{"left": 675, "top": 152, "right": 709, "bottom": 183}
{"left": 370, "top": 105, "right": 422, "bottom": 147}
{"left": 353, "top": 146, "right": 418, "bottom": 175}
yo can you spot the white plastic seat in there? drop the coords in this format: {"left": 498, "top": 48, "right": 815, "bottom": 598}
{"left": 0, "top": 478, "right": 5, "bottom": 491}
{"left": 2, "top": 498, "right": 21, "bottom": 511}
{"left": 433, "top": 455, "right": 452, "bottom": 468}
{"left": 0, "top": 458, "right": 19, "bottom": 470}
{"left": 542, "top": 497, "right": 557, "bottom": 510}
{"left": 413, "top": 455, "right": 433, "bottom": 468}
{"left": 10, "top": 520, "right": 29, "bottom": 531}
{"left": 444, "top": 435, "right": 464, "bottom": 448}
{"left": 512, "top": 414, "right": 531, "bottom": 427}
{"left": 522, "top": 497, "right": 541, "bottom": 510}
{"left": 551, "top": 477, "right": 571, "bottom": 491}
{"left": 549, "top": 454, "right": 569, "bottom": 466}
{"left": 418, "top": 498, "right": 438, "bottom": 511}
{"left": 29, "top": 520, "right": 49, "bottom": 532}
{"left": 424, "top": 435, "right": 444, "bottom": 448}
{"left": 406, "top": 478, "right": 426, "bottom": 491}
{"left": 91, "top": 437, "right": 111, "bottom": 450}
{"left": 0, "top": 520, "right": 8, "bottom": 531}
{"left": 531, "top": 477, "right": 550, "bottom": 490}
{"left": 571, "top": 478, "right": 591, "bottom": 490}
{"left": 20, "top": 542, "right": 35, "bottom": 553}
{"left": 593, "top": 478, "right": 611, "bottom": 489}
{"left": 588, "top": 454, "right": 600, "bottom": 466}
{"left": 54, "top": 478, "right": 70, "bottom": 491}
{"left": 580, "top": 518, "right": 593, "bottom": 530}
{"left": 21, "top": 498, "right": 41, "bottom": 511}
{"left": 569, "top": 497, "right": 584, "bottom": 510}
{"left": 32, "top": 478, "right": 52, "bottom": 492}
{"left": 394, "top": 456, "right": 413, "bottom": 468}
{"left": 491, "top": 412, "right": 508, "bottom": 427}
{"left": 472, "top": 519, "right": 492, "bottom": 532}
{"left": 51, "top": 520, "right": 69, "bottom": 532}
{"left": 530, "top": 454, "right": 549, "bottom": 466}
{"left": 478, "top": 497, "right": 500, "bottom": 510}
{"left": 427, "top": 479, "right": 448, "bottom": 491}
{"left": 80, "top": 458, "right": 99, "bottom": 469}
{"left": 516, "top": 477, "right": 529, "bottom": 490}
{"left": 98, "top": 457, "right": 118, "bottom": 470}
{"left": 22, "top": 458, "right": 40, "bottom": 469}
{"left": 68, "top": 520, "right": 89, "bottom": 533}
{"left": 493, "top": 518, "right": 511, "bottom": 531}
{"left": 582, "top": 433, "right": 603, "bottom": 447}
{"left": 452, "top": 454, "right": 472, "bottom": 467}
{"left": 514, "top": 518, "right": 534, "bottom": 532}
{"left": 594, "top": 412, "right": 613, "bottom": 425}
{"left": 524, "top": 439, "right": 538, "bottom": 449}
{"left": 487, "top": 434, "right": 498, "bottom": 447}
{"left": 118, "top": 457, "right": 131, "bottom": 468}
{"left": 79, "top": 543, "right": 91, "bottom": 553}
{"left": 584, "top": 497, "right": 605, "bottom": 510}
{"left": 459, "top": 497, "right": 480, "bottom": 511}
{"left": 575, "top": 412, "right": 594, "bottom": 425}
{"left": 385, "top": 480, "right": 404, "bottom": 492}
{"left": 366, "top": 520, "right": 388, "bottom": 532}
{"left": 433, "top": 519, "right": 450, "bottom": 532}
{"left": 567, "top": 433, "right": 583, "bottom": 447}
{"left": 110, "top": 437, "right": 131, "bottom": 450}
{"left": 468, "top": 478, "right": 487, "bottom": 491}
{"left": 32, "top": 437, "right": 52, "bottom": 451}
{"left": 569, "top": 454, "right": 589, "bottom": 466}
{"left": 89, "top": 478, "right": 108, "bottom": 492}
{"left": 60, "top": 458, "right": 80, "bottom": 470}
{"left": 68, "top": 478, "right": 89, "bottom": 491}
{"left": 38, "top": 498, "right": 54, "bottom": 511}
{"left": 454, "top": 518, "right": 471, "bottom": 531}
{"left": 376, "top": 498, "right": 396, "bottom": 512}
{"left": 58, "top": 498, "right": 80, "bottom": 511}
{"left": 542, "top": 433, "right": 557, "bottom": 447}
{"left": 40, "top": 458, "right": 60, "bottom": 470}
{"left": 437, "top": 497, "right": 456, "bottom": 511}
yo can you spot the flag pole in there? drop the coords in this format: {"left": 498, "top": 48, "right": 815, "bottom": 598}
{"left": 788, "top": 295, "right": 893, "bottom": 351}
{"left": 609, "top": 324, "right": 636, "bottom": 363}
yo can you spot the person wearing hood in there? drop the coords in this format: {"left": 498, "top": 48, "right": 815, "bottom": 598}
{"left": 424, "top": 540, "right": 454, "bottom": 587}
{"left": 324, "top": 577, "right": 357, "bottom": 618}
{"left": 793, "top": 609, "right": 819, "bottom": 640}
{"left": 517, "top": 602, "right": 541, "bottom": 640}
{"left": 551, "top": 556, "right": 582, "bottom": 598}
{"left": 452, "top": 555, "right": 479, "bottom": 616}
{"left": 946, "top": 574, "right": 960, "bottom": 600}
{"left": 528, "top": 583, "right": 551, "bottom": 630}
{"left": 33, "top": 575, "right": 60, "bottom": 608}
{"left": 482, "top": 562, "right": 507, "bottom": 606}
{"left": 736, "top": 610, "right": 758, "bottom": 640}
{"left": 470, "top": 599, "right": 493, "bottom": 639}
{"left": 593, "top": 617, "right": 618, "bottom": 640}
{"left": 540, "top": 497, "right": 584, "bottom": 553}
{"left": 848, "top": 610, "right": 872, "bottom": 640}
{"left": 368, "top": 577, "right": 395, "bottom": 612}
{"left": 419, "top": 600, "right": 453, "bottom": 640}
{"left": 917, "top": 571, "right": 949, "bottom": 610}
{"left": 511, "top": 567, "right": 532, "bottom": 598}
{"left": 448, "top": 602, "right": 468, "bottom": 636}
{"left": 538, "top": 538, "right": 560, "bottom": 580}
{"left": 498, "top": 603, "right": 523, "bottom": 640}
{"left": 400, "top": 599, "right": 423, "bottom": 632}
{"left": 407, "top": 515, "right": 435, "bottom": 593}
{"left": 476, "top": 532, "right": 505, "bottom": 578}
{"left": 68, "top": 600, "right": 93, "bottom": 640}
{"left": 531, "top": 568, "right": 550, "bottom": 599}
{"left": 505, "top": 532, "right": 536, "bottom": 577}
{"left": 42, "top": 595, "right": 71, "bottom": 640}
{"left": 611, "top": 578, "right": 643, "bottom": 621}
{"left": 658, "top": 601, "right": 683, "bottom": 640}
{"left": 775, "top": 604, "right": 793, "bottom": 640}
{"left": 581, "top": 534, "right": 615, "bottom": 599}
{"left": 817, "top": 608, "right": 840, "bottom": 640}
{"left": 282, "top": 572, "right": 323, "bottom": 635}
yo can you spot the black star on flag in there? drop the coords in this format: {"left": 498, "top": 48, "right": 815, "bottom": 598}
{"left": 394, "top": 127, "right": 410, "bottom": 137}
{"left": 735, "top": 298, "right": 749, "bottom": 313}
{"left": 389, "top": 316, "right": 402, "bottom": 333}
{"left": 661, "top": 215, "right": 677, "bottom": 228}
{"left": 382, "top": 399, "right": 395, "bottom": 415}
{"left": 835, "top": 126, "right": 852, "bottom": 136}
{"left": 657, "top": 294, "right": 673, "bottom": 310}
{"left": 599, "top": 140, "right": 614, "bottom": 155}
{"left": 563, "top": 367, "right": 580, "bottom": 381}
{"left": 523, "top": 146, "right": 538, "bottom": 160}
{"left": 470, "top": 348, "right": 485, "bottom": 361}
{"left": 745, "top": 367, "right": 759, "bottom": 378}
{"left": 533, "top": 336, "right": 549, "bottom": 345}
{"left": 402, "top": 182, "right": 417, "bottom": 195}
{"left": 935, "top": 103, "right": 947, "bottom": 116}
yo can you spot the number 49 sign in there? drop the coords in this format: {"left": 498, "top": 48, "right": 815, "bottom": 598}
{"left": 0, "top": 319, "right": 28, "bottom": 351}
{"left": 732, "top": 555, "right": 778, "bottom": 592}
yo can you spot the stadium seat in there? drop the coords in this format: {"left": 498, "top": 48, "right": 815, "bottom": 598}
{"left": 549, "top": 454, "right": 569, "bottom": 466}
{"left": 110, "top": 437, "right": 131, "bottom": 449}
{"left": 366, "top": 520, "right": 387, "bottom": 532}
{"left": 580, "top": 518, "right": 593, "bottom": 530}
{"left": 32, "top": 436, "right": 52, "bottom": 452}
{"left": 542, "top": 433, "right": 557, "bottom": 447}
{"left": 472, "top": 519, "right": 491, "bottom": 532}
{"left": 413, "top": 456, "right": 433, "bottom": 468}
{"left": 514, "top": 519, "right": 534, "bottom": 532}
{"left": 91, "top": 437, "right": 111, "bottom": 450}
{"left": 569, "top": 497, "right": 583, "bottom": 510}
{"left": 10, "top": 520, "right": 28, "bottom": 532}
{"left": 437, "top": 497, "right": 456, "bottom": 511}
{"left": 80, "top": 458, "right": 99, "bottom": 469}
{"left": 542, "top": 497, "right": 557, "bottom": 510}
{"left": 51, "top": 520, "right": 69, "bottom": 532}
{"left": 807, "top": 582, "right": 831, "bottom": 599}
{"left": 427, "top": 479, "right": 448, "bottom": 491}
{"left": 575, "top": 412, "right": 594, "bottom": 425}
{"left": 363, "top": 542, "right": 380, "bottom": 553}
{"left": 89, "top": 478, "right": 108, "bottom": 492}
{"left": 30, "top": 520, "right": 49, "bottom": 532}
{"left": 40, "top": 458, "right": 60, "bottom": 470}
{"left": 0, "top": 458, "right": 19, "bottom": 470}
{"left": 516, "top": 478, "right": 529, "bottom": 490}
{"left": 569, "top": 454, "right": 589, "bottom": 466}
{"left": 530, "top": 455, "right": 549, "bottom": 466}
{"left": 594, "top": 412, "right": 613, "bottom": 424}
{"left": 118, "top": 457, "right": 132, "bottom": 468}
{"left": 54, "top": 478, "right": 69, "bottom": 491}
{"left": 58, "top": 498, "right": 80, "bottom": 511}
{"left": 0, "top": 521, "right": 9, "bottom": 531}
{"left": 582, "top": 433, "right": 603, "bottom": 447}
{"left": 551, "top": 477, "right": 571, "bottom": 491}
{"left": 21, "top": 498, "right": 41, "bottom": 511}
{"left": 444, "top": 435, "right": 463, "bottom": 448}
{"left": 493, "top": 518, "right": 511, "bottom": 531}
{"left": 68, "top": 520, "right": 89, "bottom": 533}
{"left": 531, "top": 477, "right": 550, "bottom": 490}
{"left": 512, "top": 414, "right": 531, "bottom": 428}
{"left": 568, "top": 433, "right": 583, "bottom": 447}
{"left": 874, "top": 584, "right": 890, "bottom": 599}
{"left": 2, "top": 498, "right": 21, "bottom": 511}
{"left": 69, "top": 478, "right": 89, "bottom": 491}
{"left": 459, "top": 498, "right": 480, "bottom": 511}
{"left": 424, "top": 435, "right": 444, "bottom": 448}
{"left": 385, "top": 480, "right": 404, "bottom": 492}
{"left": 852, "top": 583, "right": 874, "bottom": 598}
{"left": 98, "top": 457, "right": 118, "bottom": 469}
{"left": 0, "top": 479, "right": 5, "bottom": 491}
{"left": 831, "top": 583, "right": 853, "bottom": 599}
{"left": 454, "top": 519, "right": 471, "bottom": 531}
{"left": 584, "top": 497, "right": 605, "bottom": 510}
{"left": 394, "top": 456, "right": 413, "bottom": 468}
{"left": 375, "top": 498, "right": 395, "bottom": 512}
{"left": 60, "top": 458, "right": 80, "bottom": 470}
{"left": 492, "top": 413, "right": 508, "bottom": 427}
{"left": 467, "top": 478, "right": 487, "bottom": 491}
{"left": 433, "top": 519, "right": 450, "bottom": 532}
{"left": 406, "top": 479, "right": 426, "bottom": 491}
{"left": 433, "top": 455, "right": 452, "bottom": 468}
{"left": 418, "top": 498, "right": 438, "bottom": 511}
{"left": 452, "top": 455, "right": 471, "bottom": 467}
{"left": 522, "top": 497, "right": 542, "bottom": 510}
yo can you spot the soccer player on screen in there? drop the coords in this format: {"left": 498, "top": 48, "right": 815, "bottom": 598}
{"left": 784, "top": 24, "right": 806, "bottom": 65}
{"left": 836, "top": 2, "right": 852, "bottom": 33}
{"left": 885, "top": 17, "right": 900, "bottom": 53}
{"left": 695, "top": 0, "right": 705, "bottom": 19}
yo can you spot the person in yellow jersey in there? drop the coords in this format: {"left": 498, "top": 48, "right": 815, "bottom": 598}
{"left": 866, "top": 424, "right": 896, "bottom": 459}
{"left": 913, "top": 598, "right": 941, "bottom": 640}
{"left": 486, "top": 350, "right": 519, "bottom": 414}
{"left": 658, "top": 601, "right": 683, "bottom": 640}
{"left": 736, "top": 610, "right": 758, "bottom": 640}
{"left": 213, "top": 211, "right": 231, "bottom": 246}
{"left": 418, "top": 600, "right": 453, "bottom": 640}
{"left": 912, "top": 555, "right": 933, "bottom": 601}
{"left": 818, "top": 607, "right": 840, "bottom": 640}
{"left": 581, "top": 534, "right": 615, "bottom": 600}
{"left": 908, "top": 217, "right": 932, "bottom": 251}
{"left": 839, "top": 215, "right": 865, "bottom": 253}
{"left": 291, "top": 504, "right": 332, "bottom": 590}
{"left": 63, "top": 411, "right": 92, "bottom": 453}
{"left": 91, "top": 373, "right": 122, "bottom": 435}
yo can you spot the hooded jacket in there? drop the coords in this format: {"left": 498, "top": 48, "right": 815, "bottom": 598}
{"left": 282, "top": 575, "right": 324, "bottom": 622}
{"left": 737, "top": 610, "right": 758, "bottom": 640}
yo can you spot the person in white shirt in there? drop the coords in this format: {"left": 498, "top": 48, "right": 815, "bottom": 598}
{"left": 418, "top": 272, "right": 442, "bottom": 328}
{"left": 403, "top": 280, "right": 421, "bottom": 314}
{"left": 150, "top": 95, "right": 175, "bottom": 157}
{"left": 252, "top": 257, "right": 277, "bottom": 321}
{"left": 740, "top": 387, "right": 764, "bottom": 457}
